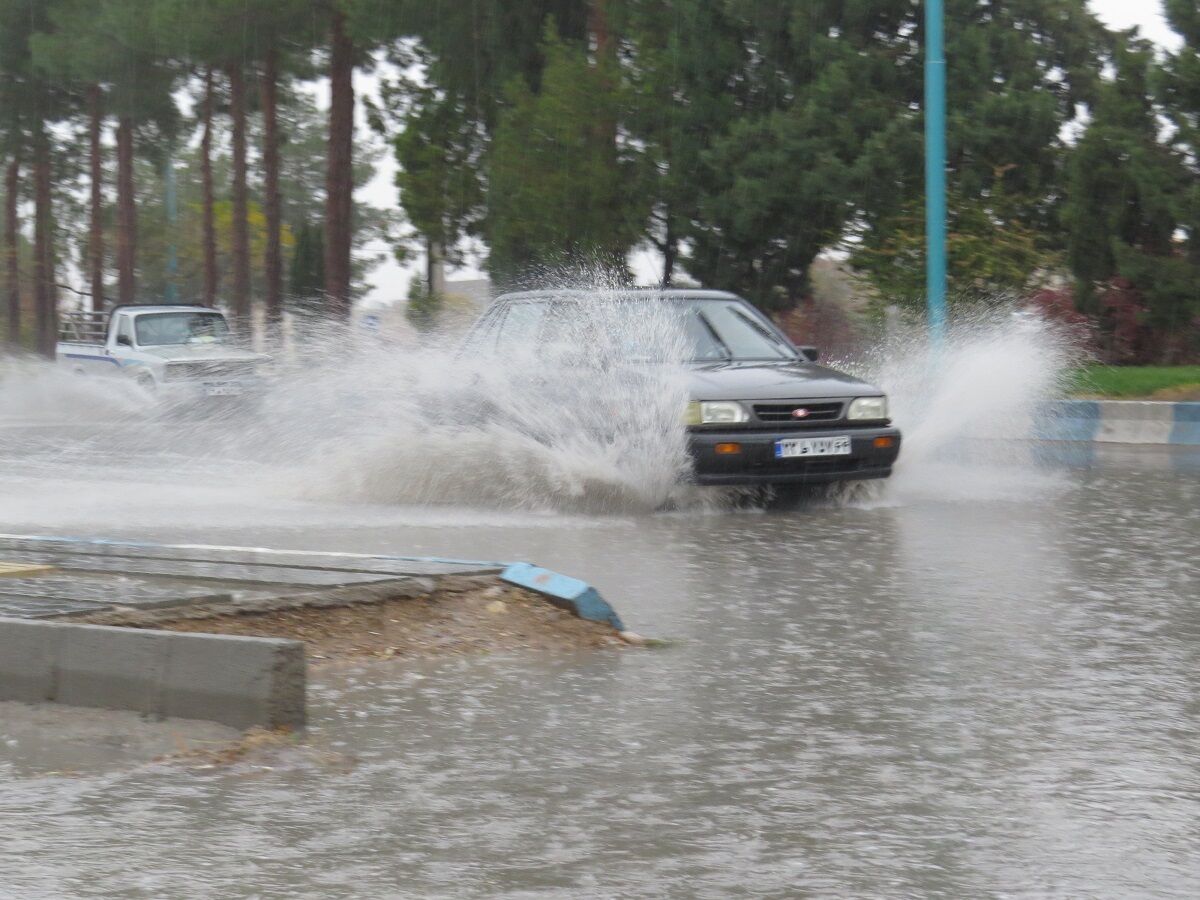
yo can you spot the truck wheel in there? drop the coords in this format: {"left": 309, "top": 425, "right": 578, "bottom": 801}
{"left": 136, "top": 373, "right": 155, "bottom": 392}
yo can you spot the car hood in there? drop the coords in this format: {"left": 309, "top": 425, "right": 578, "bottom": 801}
{"left": 140, "top": 345, "right": 269, "bottom": 364}
{"left": 686, "top": 360, "right": 882, "bottom": 401}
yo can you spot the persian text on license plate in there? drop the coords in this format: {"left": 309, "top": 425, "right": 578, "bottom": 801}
{"left": 775, "top": 436, "right": 852, "bottom": 459}
{"left": 204, "top": 382, "right": 243, "bottom": 397}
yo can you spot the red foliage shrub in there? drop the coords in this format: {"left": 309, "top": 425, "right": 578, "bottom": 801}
{"left": 1024, "top": 287, "right": 1097, "bottom": 358}
{"left": 1097, "top": 278, "right": 1146, "bottom": 364}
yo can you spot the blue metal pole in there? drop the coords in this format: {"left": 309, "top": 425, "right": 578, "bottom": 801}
{"left": 925, "top": 0, "right": 947, "bottom": 347}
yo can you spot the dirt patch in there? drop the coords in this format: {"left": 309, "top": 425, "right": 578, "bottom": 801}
{"left": 1149, "top": 384, "right": 1200, "bottom": 401}
{"left": 151, "top": 582, "right": 624, "bottom": 662}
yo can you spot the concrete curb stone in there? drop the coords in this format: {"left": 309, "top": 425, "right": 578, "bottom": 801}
{"left": 0, "top": 617, "right": 305, "bottom": 730}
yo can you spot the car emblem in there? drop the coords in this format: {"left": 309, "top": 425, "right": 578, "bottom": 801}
{"left": 791, "top": 407, "right": 810, "bottom": 419}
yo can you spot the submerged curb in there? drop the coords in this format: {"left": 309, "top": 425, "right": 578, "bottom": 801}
{"left": 0, "top": 536, "right": 631, "bottom": 730}
{"left": 501, "top": 563, "right": 626, "bottom": 632}
{"left": 0, "top": 617, "right": 305, "bottom": 731}
{"left": 1040, "top": 400, "right": 1200, "bottom": 445}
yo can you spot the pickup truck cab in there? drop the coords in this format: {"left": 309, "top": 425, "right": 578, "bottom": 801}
{"left": 57, "top": 305, "right": 269, "bottom": 400}
{"left": 463, "top": 289, "right": 902, "bottom": 487}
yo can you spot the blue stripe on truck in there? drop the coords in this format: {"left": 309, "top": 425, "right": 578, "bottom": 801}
{"left": 62, "top": 353, "right": 120, "bottom": 367}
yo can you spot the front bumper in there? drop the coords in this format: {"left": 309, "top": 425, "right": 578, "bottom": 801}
{"left": 688, "top": 425, "right": 901, "bottom": 486}
{"left": 157, "top": 377, "right": 267, "bottom": 403}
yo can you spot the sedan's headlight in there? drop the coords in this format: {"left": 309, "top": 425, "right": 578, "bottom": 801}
{"left": 847, "top": 396, "right": 888, "bottom": 420}
{"left": 684, "top": 400, "right": 750, "bottom": 425}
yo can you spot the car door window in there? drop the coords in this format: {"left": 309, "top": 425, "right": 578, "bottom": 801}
{"left": 495, "top": 302, "right": 548, "bottom": 352}
{"left": 116, "top": 316, "right": 135, "bottom": 346}
{"left": 460, "top": 310, "right": 502, "bottom": 356}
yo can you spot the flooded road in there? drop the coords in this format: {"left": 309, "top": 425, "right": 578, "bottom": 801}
{"left": 2, "top": 423, "right": 1199, "bottom": 896}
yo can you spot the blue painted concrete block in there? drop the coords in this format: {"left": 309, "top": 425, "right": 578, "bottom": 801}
{"left": 1171, "top": 402, "right": 1200, "bottom": 446}
{"left": 1036, "top": 400, "right": 1100, "bottom": 442}
{"left": 501, "top": 563, "right": 625, "bottom": 631}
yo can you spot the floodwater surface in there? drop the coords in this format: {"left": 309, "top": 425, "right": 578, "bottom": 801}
{"left": 1, "top": 437, "right": 1198, "bottom": 897}
{"left": 1, "top": 321, "right": 1198, "bottom": 897}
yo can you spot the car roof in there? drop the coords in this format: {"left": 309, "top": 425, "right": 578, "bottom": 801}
{"left": 493, "top": 288, "right": 744, "bottom": 304}
{"left": 115, "top": 305, "right": 219, "bottom": 315}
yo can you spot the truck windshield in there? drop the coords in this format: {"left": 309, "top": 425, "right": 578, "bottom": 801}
{"left": 134, "top": 312, "right": 230, "bottom": 346}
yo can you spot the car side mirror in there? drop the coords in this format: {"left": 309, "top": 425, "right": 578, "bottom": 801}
{"left": 116, "top": 334, "right": 132, "bottom": 347}
{"left": 799, "top": 345, "right": 819, "bottom": 362}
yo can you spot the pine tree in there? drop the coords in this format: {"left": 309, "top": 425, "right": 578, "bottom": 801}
{"left": 4, "top": 0, "right": 77, "bottom": 354}
{"left": 1157, "top": 0, "right": 1200, "bottom": 359}
{"left": 1064, "top": 35, "right": 1197, "bottom": 361}
{"left": 32, "top": 0, "right": 179, "bottom": 308}
{"left": 847, "top": 0, "right": 1106, "bottom": 307}
{"left": 487, "top": 27, "right": 644, "bottom": 285}
{"left": 288, "top": 221, "right": 325, "bottom": 313}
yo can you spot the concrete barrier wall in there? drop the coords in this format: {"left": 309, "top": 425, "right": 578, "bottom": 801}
{"left": 0, "top": 618, "right": 305, "bottom": 730}
{"left": 1040, "top": 401, "right": 1200, "bottom": 445}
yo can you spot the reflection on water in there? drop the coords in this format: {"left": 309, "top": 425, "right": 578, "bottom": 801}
{"left": 2, "top": 453, "right": 1199, "bottom": 897}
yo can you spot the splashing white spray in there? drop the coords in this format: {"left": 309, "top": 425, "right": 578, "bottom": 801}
{"left": 241, "top": 291, "right": 694, "bottom": 512}
{"left": 0, "top": 298, "right": 1081, "bottom": 525}
{"left": 846, "top": 307, "right": 1080, "bottom": 502}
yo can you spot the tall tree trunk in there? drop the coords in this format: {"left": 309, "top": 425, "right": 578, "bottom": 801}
{"left": 88, "top": 85, "right": 104, "bottom": 312}
{"left": 4, "top": 155, "right": 18, "bottom": 346}
{"left": 33, "top": 123, "right": 56, "bottom": 358}
{"left": 200, "top": 68, "right": 217, "bottom": 308}
{"left": 426, "top": 239, "right": 445, "bottom": 295}
{"left": 228, "top": 63, "right": 251, "bottom": 330}
{"left": 260, "top": 48, "right": 282, "bottom": 333}
{"left": 662, "top": 215, "right": 675, "bottom": 287}
{"left": 324, "top": 8, "right": 354, "bottom": 319}
{"left": 588, "top": 0, "right": 621, "bottom": 273}
{"left": 115, "top": 116, "right": 136, "bottom": 306}
{"left": 588, "top": 0, "right": 611, "bottom": 58}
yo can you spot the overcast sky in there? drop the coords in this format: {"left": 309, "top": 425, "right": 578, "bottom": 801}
{"left": 1091, "top": 0, "right": 1180, "bottom": 48}
{"left": 359, "top": 1, "right": 1183, "bottom": 306}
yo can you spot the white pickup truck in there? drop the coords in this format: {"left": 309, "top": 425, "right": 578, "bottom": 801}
{"left": 57, "top": 305, "right": 270, "bottom": 400}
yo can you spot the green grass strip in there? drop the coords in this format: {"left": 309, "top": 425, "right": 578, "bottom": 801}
{"left": 1069, "top": 365, "right": 1200, "bottom": 398}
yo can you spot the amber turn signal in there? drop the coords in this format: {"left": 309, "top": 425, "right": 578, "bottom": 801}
{"left": 714, "top": 442, "right": 742, "bottom": 455}
{"left": 873, "top": 436, "right": 895, "bottom": 449}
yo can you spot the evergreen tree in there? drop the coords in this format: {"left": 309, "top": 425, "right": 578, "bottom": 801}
{"left": 377, "top": 1, "right": 594, "bottom": 285}
{"left": 1157, "top": 0, "right": 1200, "bottom": 359}
{"left": 288, "top": 221, "right": 325, "bottom": 313}
{"left": 4, "top": 0, "right": 76, "bottom": 354}
{"left": 623, "top": 0, "right": 742, "bottom": 285}
{"left": 486, "top": 28, "right": 643, "bottom": 284}
{"left": 32, "top": 0, "right": 180, "bottom": 308}
{"left": 371, "top": 52, "right": 484, "bottom": 289}
{"left": 850, "top": 0, "right": 1106, "bottom": 306}
{"left": 0, "top": 0, "right": 29, "bottom": 344}
{"left": 1063, "top": 31, "right": 1199, "bottom": 362}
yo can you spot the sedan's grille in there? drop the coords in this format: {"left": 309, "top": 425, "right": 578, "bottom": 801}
{"left": 753, "top": 401, "right": 843, "bottom": 423}
{"left": 164, "top": 361, "right": 257, "bottom": 382}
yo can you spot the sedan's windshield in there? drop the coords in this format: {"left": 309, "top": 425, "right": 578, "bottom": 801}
{"left": 682, "top": 300, "right": 795, "bottom": 361}
{"left": 481, "top": 296, "right": 797, "bottom": 363}
{"left": 134, "top": 312, "right": 230, "bottom": 346}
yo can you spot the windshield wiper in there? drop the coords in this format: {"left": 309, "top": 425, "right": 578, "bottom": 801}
{"left": 696, "top": 313, "right": 733, "bottom": 361}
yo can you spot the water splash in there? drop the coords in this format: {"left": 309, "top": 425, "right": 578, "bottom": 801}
{"left": 843, "top": 306, "right": 1080, "bottom": 503}
{"left": 0, "top": 299, "right": 1080, "bottom": 523}
{"left": 0, "top": 353, "right": 145, "bottom": 423}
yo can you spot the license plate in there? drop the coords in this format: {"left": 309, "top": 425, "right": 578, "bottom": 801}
{"left": 775, "top": 436, "right": 852, "bottom": 458}
{"left": 203, "top": 382, "right": 243, "bottom": 396}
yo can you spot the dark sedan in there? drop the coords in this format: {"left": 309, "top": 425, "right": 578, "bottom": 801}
{"left": 462, "top": 289, "right": 901, "bottom": 486}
